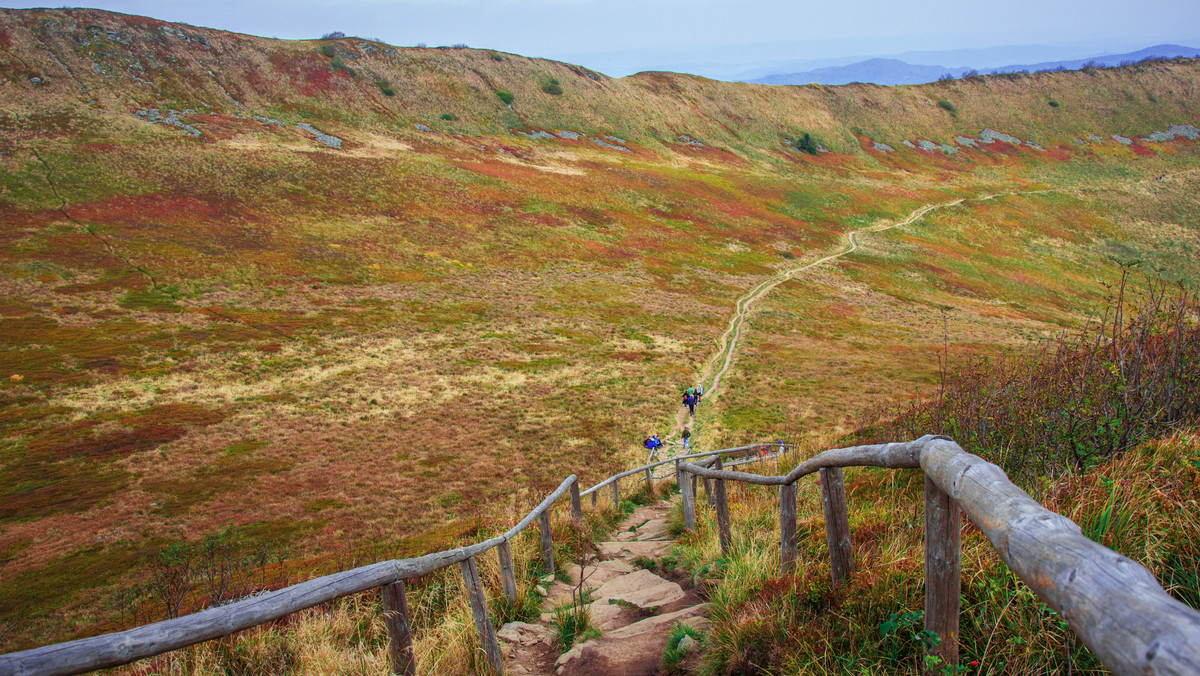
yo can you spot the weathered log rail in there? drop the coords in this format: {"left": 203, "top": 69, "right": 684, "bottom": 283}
{"left": 0, "top": 443, "right": 785, "bottom": 676}
{"left": 676, "top": 435, "right": 1200, "bottom": 676}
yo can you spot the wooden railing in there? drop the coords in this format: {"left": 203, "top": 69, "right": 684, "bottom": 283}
{"left": 677, "top": 435, "right": 1200, "bottom": 676}
{"left": 0, "top": 443, "right": 785, "bottom": 676}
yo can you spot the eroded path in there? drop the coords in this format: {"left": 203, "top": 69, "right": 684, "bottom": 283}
{"left": 500, "top": 502, "right": 707, "bottom": 675}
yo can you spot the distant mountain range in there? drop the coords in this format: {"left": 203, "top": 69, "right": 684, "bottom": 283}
{"left": 748, "top": 44, "right": 1200, "bottom": 86}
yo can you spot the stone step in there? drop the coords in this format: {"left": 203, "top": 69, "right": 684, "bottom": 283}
{"left": 554, "top": 604, "right": 708, "bottom": 675}
{"left": 596, "top": 540, "right": 670, "bottom": 561}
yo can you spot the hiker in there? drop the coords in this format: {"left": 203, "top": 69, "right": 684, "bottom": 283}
{"left": 650, "top": 434, "right": 663, "bottom": 450}
{"left": 644, "top": 435, "right": 655, "bottom": 451}
{"left": 685, "top": 386, "right": 695, "bottom": 399}
{"left": 681, "top": 428, "right": 691, "bottom": 450}
{"left": 695, "top": 383, "right": 704, "bottom": 402}
{"left": 683, "top": 392, "right": 697, "bottom": 416}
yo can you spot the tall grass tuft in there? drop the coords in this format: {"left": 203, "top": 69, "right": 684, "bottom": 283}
{"left": 858, "top": 273, "right": 1200, "bottom": 480}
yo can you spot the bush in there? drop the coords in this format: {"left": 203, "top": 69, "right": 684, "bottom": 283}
{"left": 936, "top": 99, "right": 957, "bottom": 115}
{"left": 793, "top": 132, "right": 819, "bottom": 155}
{"left": 319, "top": 43, "right": 336, "bottom": 58}
{"left": 320, "top": 31, "right": 345, "bottom": 40}
{"left": 496, "top": 89, "right": 514, "bottom": 105}
{"left": 489, "top": 51, "right": 505, "bottom": 62}
{"left": 858, "top": 274, "right": 1200, "bottom": 479}
{"left": 1048, "top": 99, "right": 1060, "bottom": 107}
{"left": 541, "top": 78, "right": 563, "bottom": 95}
{"left": 440, "top": 113, "right": 457, "bottom": 121}
{"left": 376, "top": 80, "right": 395, "bottom": 97}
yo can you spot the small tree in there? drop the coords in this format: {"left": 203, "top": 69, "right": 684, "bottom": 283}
{"left": 320, "top": 31, "right": 346, "bottom": 40}
{"left": 496, "top": 89, "right": 514, "bottom": 105}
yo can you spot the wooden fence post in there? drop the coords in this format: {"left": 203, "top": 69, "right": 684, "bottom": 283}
{"left": 611, "top": 478, "right": 621, "bottom": 509}
{"left": 681, "top": 469, "right": 697, "bottom": 531}
{"left": 591, "top": 490, "right": 597, "bottom": 508}
{"left": 570, "top": 479, "right": 583, "bottom": 525}
{"left": 497, "top": 541, "right": 518, "bottom": 603}
{"left": 381, "top": 580, "right": 416, "bottom": 676}
{"left": 819, "top": 467, "right": 853, "bottom": 586}
{"left": 539, "top": 511, "right": 554, "bottom": 575}
{"left": 780, "top": 482, "right": 797, "bottom": 574}
{"left": 924, "top": 476, "right": 961, "bottom": 674}
{"left": 674, "top": 459, "right": 682, "bottom": 489}
{"left": 644, "top": 466, "right": 654, "bottom": 492}
{"left": 714, "top": 457, "right": 731, "bottom": 556}
{"left": 461, "top": 556, "right": 503, "bottom": 675}
{"left": 704, "top": 476, "right": 716, "bottom": 507}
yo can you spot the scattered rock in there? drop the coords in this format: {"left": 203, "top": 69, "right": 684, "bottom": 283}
{"left": 604, "top": 135, "right": 627, "bottom": 144}
{"left": 29, "top": 76, "right": 43, "bottom": 85}
{"left": 677, "top": 634, "right": 699, "bottom": 653}
{"left": 902, "top": 140, "right": 916, "bottom": 148}
{"left": 135, "top": 108, "right": 201, "bottom": 137}
{"left": 1145, "top": 124, "right": 1200, "bottom": 142}
{"left": 535, "top": 584, "right": 548, "bottom": 597}
{"left": 956, "top": 135, "right": 979, "bottom": 148}
{"left": 591, "top": 137, "right": 631, "bottom": 152}
{"left": 872, "top": 141, "right": 895, "bottom": 152}
{"left": 557, "top": 130, "right": 581, "bottom": 140}
{"left": 297, "top": 122, "right": 343, "bottom": 148}
{"left": 1025, "top": 141, "right": 1045, "bottom": 151}
{"left": 1112, "top": 134, "right": 1132, "bottom": 145}
{"left": 1087, "top": 133, "right": 1104, "bottom": 142}
{"left": 498, "top": 621, "right": 548, "bottom": 645}
{"left": 413, "top": 122, "right": 434, "bottom": 132}
{"left": 519, "top": 129, "right": 555, "bottom": 140}
{"left": 254, "top": 115, "right": 283, "bottom": 126}
{"left": 979, "top": 128, "right": 1022, "bottom": 144}
{"left": 917, "top": 139, "right": 956, "bottom": 154}
{"left": 677, "top": 134, "right": 704, "bottom": 147}
{"left": 539, "top": 573, "right": 557, "bottom": 584}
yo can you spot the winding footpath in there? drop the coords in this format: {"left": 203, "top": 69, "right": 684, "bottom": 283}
{"left": 669, "top": 166, "right": 1200, "bottom": 441}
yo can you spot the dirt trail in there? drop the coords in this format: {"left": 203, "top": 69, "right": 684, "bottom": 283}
{"left": 663, "top": 197, "right": 962, "bottom": 441}
{"left": 669, "top": 166, "right": 1200, "bottom": 443}
{"left": 500, "top": 502, "right": 707, "bottom": 675}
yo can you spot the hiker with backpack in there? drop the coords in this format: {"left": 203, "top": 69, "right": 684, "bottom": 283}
{"left": 681, "top": 428, "right": 691, "bottom": 450}
{"left": 695, "top": 383, "right": 704, "bottom": 401}
{"left": 683, "top": 391, "right": 697, "bottom": 416}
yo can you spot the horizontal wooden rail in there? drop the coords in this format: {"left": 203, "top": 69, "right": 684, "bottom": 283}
{"left": 578, "top": 443, "right": 787, "bottom": 497}
{"left": 0, "top": 440, "right": 789, "bottom": 676}
{"left": 0, "top": 475, "right": 578, "bottom": 676}
{"left": 676, "top": 435, "right": 1200, "bottom": 676}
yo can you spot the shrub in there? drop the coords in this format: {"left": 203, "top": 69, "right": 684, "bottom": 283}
{"left": 489, "top": 51, "right": 505, "bottom": 62}
{"left": 936, "top": 99, "right": 957, "bottom": 115}
{"left": 376, "top": 80, "right": 395, "bottom": 97}
{"left": 320, "top": 31, "right": 345, "bottom": 40}
{"left": 319, "top": 43, "right": 336, "bottom": 58}
{"left": 541, "top": 78, "right": 563, "bottom": 95}
{"left": 793, "top": 132, "right": 819, "bottom": 155}
{"left": 937, "top": 72, "right": 955, "bottom": 81}
{"left": 440, "top": 113, "right": 457, "bottom": 121}
{"left": 858, "top": 274, "right": 1200, "bottom": 479}
{"left": 496, "top": 89, "right": 514, "bottom": 105}
{"left": 1048, "top": 99, "right": 1060, "bottom": 107}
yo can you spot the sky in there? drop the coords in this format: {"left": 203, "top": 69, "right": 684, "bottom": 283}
{"left": 2, "top": 0, "right": 1199, "bottom": 78}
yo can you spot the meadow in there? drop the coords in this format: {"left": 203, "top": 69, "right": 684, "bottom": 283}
{"left": 0, "top": 7, "right": 1198, "bottom": 660}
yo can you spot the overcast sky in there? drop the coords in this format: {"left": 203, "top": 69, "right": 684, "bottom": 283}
{"left": 3, "top": 0, "right": 1199, "bottom": 78}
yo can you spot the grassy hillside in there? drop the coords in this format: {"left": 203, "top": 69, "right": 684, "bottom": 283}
{"left": 0, "top": 7, "right": 1198, "bottom": 655}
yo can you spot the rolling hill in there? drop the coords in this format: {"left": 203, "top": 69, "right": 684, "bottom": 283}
{"left": 0, "top": 6, "right": 1198, "bottom": 658}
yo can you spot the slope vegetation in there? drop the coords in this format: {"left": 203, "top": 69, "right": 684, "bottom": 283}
{"left": 0, "top": 7, "right": 1198, "bottom": 654}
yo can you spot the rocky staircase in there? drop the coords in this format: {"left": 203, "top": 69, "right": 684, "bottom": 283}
{"left": 497, "top": 501, "right": 708, "bottom": 675}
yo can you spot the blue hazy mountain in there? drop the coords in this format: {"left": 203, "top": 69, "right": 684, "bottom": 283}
{"left": 748, "top": 44, "right": 1200, "bottom": 86}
